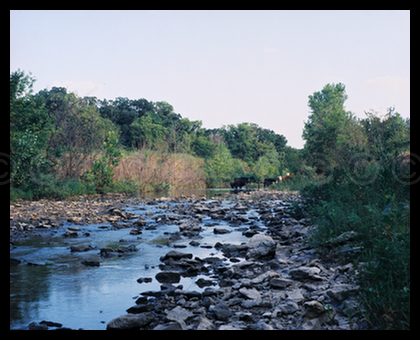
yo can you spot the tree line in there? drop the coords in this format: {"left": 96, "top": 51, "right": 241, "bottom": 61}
{"left": 10, "top": 69, "right": 297, "bottom": 198}
{"left": 10, "top": 70, "right": 410, "bottom": 200}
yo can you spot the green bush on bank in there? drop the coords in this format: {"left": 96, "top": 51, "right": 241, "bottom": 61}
{"left": 301, "top": 158, "right": 410, "bottom": 329}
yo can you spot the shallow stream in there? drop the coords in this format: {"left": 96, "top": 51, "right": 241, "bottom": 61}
{"left": 10, "top": 188, "right": 265, "bottom": 330}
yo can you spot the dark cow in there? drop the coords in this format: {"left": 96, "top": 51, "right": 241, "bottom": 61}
{"left": 263, "top": 178, "right": 278, "bottom": 188}
{"left": 230, "top": 177, "right": 256, "bottom": 189}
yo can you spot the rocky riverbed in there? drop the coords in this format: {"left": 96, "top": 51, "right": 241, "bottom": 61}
{"left": 10, "top": 193, "right": 132, "bottom": 240}
{"left": 10, "top": 190, "right": 364, "bottom": 330}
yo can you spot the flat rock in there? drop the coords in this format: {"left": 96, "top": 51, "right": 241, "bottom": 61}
{"left": 213, "top": 227, "right": 231, "bottom": 234}
{"left": 107, "top": 312, "right": 154, "bottom": 330}
{"left": 239, "top": 287, "right": 261, "bottom": 300}
{"left": 326, "top": 284, "right": 360, "bottom": 301}
{"left": 290, "top": 266, "right": 321, "bottom": 280}
{"left": 241, "top": 298, "right": 272, "bottom": 309}
{"left": 251, "top": 270, "right": 279, "bottom": 284}
{"left": 196, "top": 278, "right": 215, "bottom": 288}
{"left": 155, "top": 271, "right": 181, "bottom": 283}
{"left": 166, "top": 306, "right": 193, "bottom": 323}
{"left": 70, "top": 244, "right": 94, "bottom": 252}
{"left": 126, "top": 304, "right": 153, "bottom": 314}
{"left": 286, "top": 288, "right": 305, "bottom": 303}
{"left": 270, "top": 277, "right": 294, "bottom": 289}
{"left": 160, "top": 250, "right": 193, "bottom": 262}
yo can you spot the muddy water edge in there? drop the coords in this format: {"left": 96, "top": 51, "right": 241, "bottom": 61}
{"left": 10, "top": 190, "right": 362, "bottom": 330}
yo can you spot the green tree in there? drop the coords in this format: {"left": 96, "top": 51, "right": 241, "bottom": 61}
{"left": 252, "top": 149, "right": 283, "bottom": 187}
{"left": 335, "top": 113, "right": 368, "bottom": 166}
{"left": 302, "top": 83, "right": 349, "bottom": 171}
{"left": 99, "top": 97, "right": 153, "bottom": 147}
{"left": 361, "top": 107, "right": 410, "bottom": 158}
{"left": 36, "top": 87, "right": 115, "bottom": 179}
{"left": 83, "top": 131, "right": 122, "bottom": 193}
{"left": 265, "top": 148, "right": 283, "bottom": 177}
{"left": 131, "top": 112, "right": 168, "bottom": 149}
{"left": 220, "top": 122, "right": 287, "bottom": 165}
{"left": 204, "top": 142, "right": 234, "bottom": 187}
{"left": 10, "top": 70, "right": 52, "bottom": 189}
{"left": 253, "top": 156, "right": 270, "bottom": 188}
{"left": 284, "top": 146, "right": 302, "bottom": 174}
{"left": 191, "top": 135, "right": 216, "bottom": 158}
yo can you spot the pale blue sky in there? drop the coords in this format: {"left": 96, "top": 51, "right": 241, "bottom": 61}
{"left": 10, "top": 10, "right": 410, "bottom": 149}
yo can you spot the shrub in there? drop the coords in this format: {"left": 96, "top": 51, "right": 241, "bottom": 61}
{"left": 302, "top": 157, "right": 410, "bottom": 329}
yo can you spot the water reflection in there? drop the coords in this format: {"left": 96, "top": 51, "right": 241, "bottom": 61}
{"left": 138, "top": 187, "right": 232, "bottom": 199}
{"left": 10, "top": 188, "right": 257, "bottom": 330}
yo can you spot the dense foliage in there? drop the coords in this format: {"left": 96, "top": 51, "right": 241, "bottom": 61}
{"left": 301, "top": 83, "right": 410, "bottom": 329}
{"left": 10, "top": 70, "right": 290, "bottom": 198}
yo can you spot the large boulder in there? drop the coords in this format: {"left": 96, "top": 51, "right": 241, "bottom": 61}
{"left": 106, "top": 312, "right": 154, "bottom": 330}
{"left": 246, "top": 234, "right": 276, "bottom": 260}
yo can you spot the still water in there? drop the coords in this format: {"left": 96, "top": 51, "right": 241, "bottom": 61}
{"left": 10, "top": 188, "right": 260, "bottom": 330}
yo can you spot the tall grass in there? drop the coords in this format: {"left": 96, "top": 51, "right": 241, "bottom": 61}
{"left": 10, "top": 148, "right": 207, "bottom": 200}
{"left": 114, "top": 148, "right": 206, "bottom": 193}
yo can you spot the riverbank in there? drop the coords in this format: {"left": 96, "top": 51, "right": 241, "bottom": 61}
{"left": 10, "top": 193, "right": 132, "bottom": 242}
{"left": 10, "top": 190, "right": 365, "bottom": 330}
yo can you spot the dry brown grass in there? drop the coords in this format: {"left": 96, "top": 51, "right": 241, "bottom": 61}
{"left": 114, "top": 149, "right": 206, "bottom": 192}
